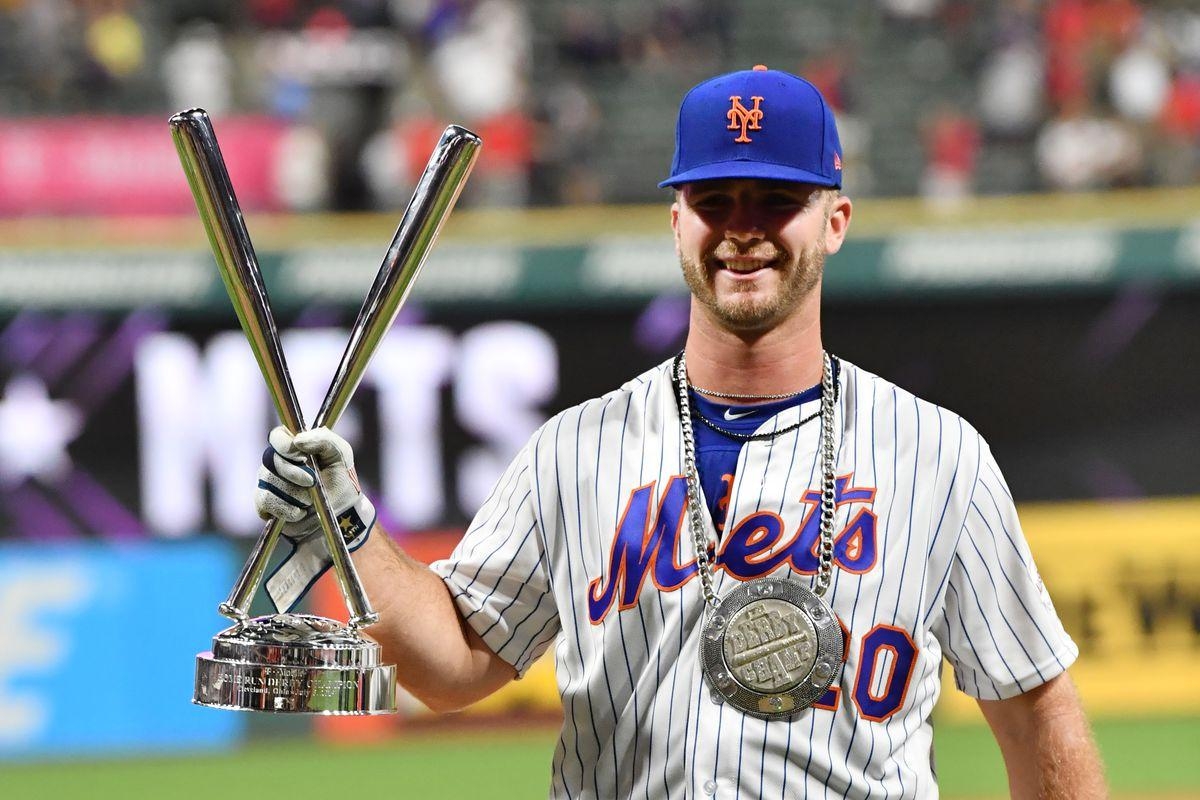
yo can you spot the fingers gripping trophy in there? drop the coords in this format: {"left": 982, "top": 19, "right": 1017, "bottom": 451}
{"left": 170, "top": 110, "right": 481, "bottom": 714}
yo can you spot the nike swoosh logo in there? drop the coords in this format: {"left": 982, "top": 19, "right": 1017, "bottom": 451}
{"left": 724, "top": 409, "right": 754, "bottom": 421}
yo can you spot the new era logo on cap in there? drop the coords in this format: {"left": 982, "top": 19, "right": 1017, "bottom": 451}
{"left": 661, "top": 65, "right": 843, "bottom": 189}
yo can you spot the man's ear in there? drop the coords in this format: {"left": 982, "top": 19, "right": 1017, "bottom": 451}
{"left": 671, "top": 196, "right": 681, "bottom": 254}
{"left": 824, "top": 194, "right": 853, "bottom": 255}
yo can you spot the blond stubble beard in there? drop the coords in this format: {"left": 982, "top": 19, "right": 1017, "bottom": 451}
{"left": 679, "top": 240, "right": 826, "bottom": 332}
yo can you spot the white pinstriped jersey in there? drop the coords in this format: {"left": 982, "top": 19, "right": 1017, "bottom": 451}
{"left": 431, "top": 357, "right": 1078, "bottom": 799}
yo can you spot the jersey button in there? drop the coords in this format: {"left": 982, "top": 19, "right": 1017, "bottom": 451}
{"left": 702, "top": 779, "right": 717, "bottom": 795}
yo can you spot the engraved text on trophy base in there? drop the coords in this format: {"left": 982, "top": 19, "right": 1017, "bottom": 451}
{"left": 217, "top": 670, "right": 361, "bottom": 698}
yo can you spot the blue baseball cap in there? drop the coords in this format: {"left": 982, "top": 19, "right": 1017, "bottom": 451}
{"left": 660, "top": 65, "right": 843, "bottom": 189}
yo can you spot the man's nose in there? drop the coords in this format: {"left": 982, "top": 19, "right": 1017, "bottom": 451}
{"left": 724, "top": 203, "right": 765, "bottom": 243}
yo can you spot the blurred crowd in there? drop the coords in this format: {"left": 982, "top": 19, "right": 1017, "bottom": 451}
{"left": 1, "top": 0, "right": 1199, "bottom": 210}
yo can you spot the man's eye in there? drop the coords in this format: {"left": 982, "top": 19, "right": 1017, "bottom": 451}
{"left": 765, "top": 194, "right": 804, "bottom": 207}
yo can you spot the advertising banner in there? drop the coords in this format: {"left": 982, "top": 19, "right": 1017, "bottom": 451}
{"left": 0, "top": 539, "right": 243, "bottom": 758}
{"left": 0, "top": 116, "right": 287, "bottom": 215}
{"left": 937, "top": 497, "right": 1200, "bottom": 722}
{"left": 1, "top": 293, "right": 1197, "bottom": 544}
{"left": 5, "top": 224, "right": 1200, "bottom": 313}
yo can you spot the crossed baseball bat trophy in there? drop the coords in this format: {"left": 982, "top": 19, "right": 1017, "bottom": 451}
{"left": 169, "top": 110, "right": 481, "bottom": 714}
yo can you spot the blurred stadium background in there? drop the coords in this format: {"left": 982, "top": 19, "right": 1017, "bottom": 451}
{"left": 1, "top": 0, "right": 1198, "bottom": 797}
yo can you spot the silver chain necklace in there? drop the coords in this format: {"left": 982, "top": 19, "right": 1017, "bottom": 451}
{"left": 675, "top": 350, "right": 845, "bottom": 720}
{"left": 690, "top": 384, "right": 805, "bottom": 401}
{"left": 693, "top": 407, "right": 822, "bottom": 442}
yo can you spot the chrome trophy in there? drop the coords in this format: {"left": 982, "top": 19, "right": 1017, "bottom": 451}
{"left": 170, "top": 109, "right": 480, "bottom": 714}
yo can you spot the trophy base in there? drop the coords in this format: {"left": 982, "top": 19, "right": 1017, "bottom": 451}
{"left": 194, "top": 613, "right": 397, "bottom": 715}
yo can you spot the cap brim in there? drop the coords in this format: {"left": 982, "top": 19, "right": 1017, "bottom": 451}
{"left": 659, "top": 160, "right": 840, "bottom": 189}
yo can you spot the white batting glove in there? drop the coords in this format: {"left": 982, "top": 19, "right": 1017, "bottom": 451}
{"left": 257, "top": 425, "right": 376, "bottom": 612}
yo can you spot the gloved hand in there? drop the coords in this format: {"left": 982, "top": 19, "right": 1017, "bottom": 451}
{"left": 257, "top": 425, "right": 376, "bottom": 612}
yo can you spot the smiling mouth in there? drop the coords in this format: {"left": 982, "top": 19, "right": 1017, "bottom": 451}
{"left": 714, "top": 257, "right": 776, "bottom": 274}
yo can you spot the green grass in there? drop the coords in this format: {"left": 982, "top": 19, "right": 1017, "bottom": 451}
{"left": 2, "top": 718, "right": 1196, "bottom": 799}
{"left": 933, "top": 717, "right": 1200, "bottom": 797}
{"left": 1, "top": 728, "right": 555, "bottom": 799}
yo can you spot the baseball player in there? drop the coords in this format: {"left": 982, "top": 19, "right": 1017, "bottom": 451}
{"left": 256, "top": 67, "right": 1105, "bottom": 798}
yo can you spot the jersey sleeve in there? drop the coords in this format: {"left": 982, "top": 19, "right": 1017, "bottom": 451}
{"left": 932, "top": 439, "right": 1079, "bottom": 700}
{"left": 429, "top": 440, "right": 560, "bottom": 678}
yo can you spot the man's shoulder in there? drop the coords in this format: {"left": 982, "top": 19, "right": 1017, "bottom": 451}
{"left": 840, "top": 358, "right": 984, "bottom": 443}
{"left": 532, "top": 358, "right": 674, "bottom": 442}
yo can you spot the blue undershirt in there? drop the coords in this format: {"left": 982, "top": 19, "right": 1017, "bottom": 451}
{"left": 688, "top": 360, "right": 838, "bottom": 536}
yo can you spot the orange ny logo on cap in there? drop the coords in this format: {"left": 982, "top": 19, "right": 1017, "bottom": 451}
{"left": 727, "top": 95, "right": 764, "bottom": 143}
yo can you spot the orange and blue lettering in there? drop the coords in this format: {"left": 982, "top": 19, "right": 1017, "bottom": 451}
{"left": 587, "top": 477, "right": 695, "bottom": 624}
{"left": 715, "top": 472, "right": 734, "bottom": 533}
{"left": 717, "top": 475, "right": 877, "bottom": 577}
{"left": 852, "top": 625, "right": 918, "bottom": 721}
{"left": 589, "top": 474, "right": 878, "bottom": 621}
{"left": 727, "top": 95, "right": 764, "bottom": 143}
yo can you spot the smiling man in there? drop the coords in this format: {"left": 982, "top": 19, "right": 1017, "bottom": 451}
{"left": 256, "top": 67, "right": 1107, "bottom": 798}
{"left": 675, "top": 179, "right": 837, "bottom": 332}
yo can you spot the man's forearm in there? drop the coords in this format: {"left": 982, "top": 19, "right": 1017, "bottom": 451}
{"left": 979, "top": 673, "right": 1107, "bottom": 799}
{"left": 351, "top": 527, "right": 516, "bottom": 712}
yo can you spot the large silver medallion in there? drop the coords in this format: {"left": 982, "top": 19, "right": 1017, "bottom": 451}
{"left": 700, "top": 578, "right": 844, "bottom": 720}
